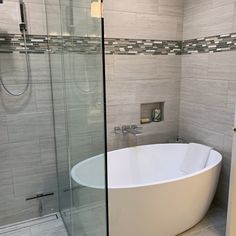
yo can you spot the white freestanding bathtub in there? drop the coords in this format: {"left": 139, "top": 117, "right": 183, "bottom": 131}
{"left": 71, "top": 143, "right": 222, "bottom": 236}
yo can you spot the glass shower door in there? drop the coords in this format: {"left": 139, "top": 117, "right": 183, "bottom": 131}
{"left": 45, "top": 0, "right": 108, "bottom": 235}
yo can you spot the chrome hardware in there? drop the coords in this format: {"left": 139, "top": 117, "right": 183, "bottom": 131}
{"left": 122, "top": 125, "right": 130, "bottom": 134}
{"left": 114, "top": 125, "right": 143, "bottom": 136}
{"left": 19, "top": 0, "right": 27, "bottom": 32}
{"left": 114, "top": 126, "right": 122, "bottom": 134}
{"left": 131, "top": 124, "right": 142, "bottom": 130}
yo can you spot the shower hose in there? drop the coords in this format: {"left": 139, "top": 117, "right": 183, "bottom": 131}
{"left": 0, "top": 29, "right": 30, "bottom": 96}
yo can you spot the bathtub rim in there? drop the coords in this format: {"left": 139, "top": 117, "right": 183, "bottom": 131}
{"left": 71, "top": 143, "right": 222, "bottom": 190}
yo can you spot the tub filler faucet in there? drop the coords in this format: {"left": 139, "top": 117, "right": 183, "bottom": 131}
{"left": 114, "top": 125, "right": 143, "bottom": 136}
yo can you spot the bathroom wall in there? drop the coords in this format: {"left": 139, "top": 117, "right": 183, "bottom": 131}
{"left": 179, "top": 0, "right": 236, "bottom": 206}
{"left": 0, "top": 0, "right": 60, "bottom": 225}
{"left": 104, "top": 0, "right": 184, "bottom": 151}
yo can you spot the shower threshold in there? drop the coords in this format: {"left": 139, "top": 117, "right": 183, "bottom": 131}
{"left": 0, "top": 213, "right": 67, "bottom": 236}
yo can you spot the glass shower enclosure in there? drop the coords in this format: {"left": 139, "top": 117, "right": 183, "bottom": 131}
{"left": 45, "top": 0, "right": 108, "bottom": 235}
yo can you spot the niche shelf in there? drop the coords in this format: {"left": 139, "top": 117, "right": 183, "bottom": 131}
{"left": 140, "top": 102, "right": 164, "bottom": 124}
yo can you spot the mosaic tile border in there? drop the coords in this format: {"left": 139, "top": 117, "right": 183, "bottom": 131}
{"left": 182, "top": 33, "right": 236, "bottom": 54}
{"left": 0, "top": 34, "right": 181, "bottom": 55}
{"left": 1, "top": 33, "right": 236, "bottom": 55}
{"left": 105, "top": 38, "right": 182, "bottom": 55}
{"left": 0, "top": 34, "right": 102, "bottom": 54}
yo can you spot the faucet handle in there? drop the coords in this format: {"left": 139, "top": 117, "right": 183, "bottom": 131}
{"left": 114, "top": 126, "right": 122, "bottom": 134}
{"left": 121, "top": 125, "right": 130, "bottom": 133}
{"left": 131, "top": 124, "right": 143, "bottom": 130}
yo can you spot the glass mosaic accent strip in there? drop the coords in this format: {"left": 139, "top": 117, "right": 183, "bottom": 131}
{"left": 0, "top": 34, "right": 102, "bottom": 54}
{"left": 105, "top": 38, "right": 182, "bottom": 55}
{"left": 2, "top": 33, "right": 236, "bottom": 55}
{"left": 182, "top": 33, "right": 236, "bottom": 54}
{"left": 0, "top": 34, "right": 49, "bottom": 53}
{"left": 0, "top": 34, "right": 181, "bottom": 55}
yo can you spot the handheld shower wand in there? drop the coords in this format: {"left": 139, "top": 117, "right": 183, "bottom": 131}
{"left": 19, "top": 0, "right": 27, "bottom": 32}
{"left": 0, "top": 0, "right": 31, "bottom": 96}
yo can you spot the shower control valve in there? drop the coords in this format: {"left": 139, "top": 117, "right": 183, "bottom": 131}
{"left": 114, "top": 126, "right": 122, "bottom": 134}
{"left": 131, "top": 124, "right": 143, "bottom": 130}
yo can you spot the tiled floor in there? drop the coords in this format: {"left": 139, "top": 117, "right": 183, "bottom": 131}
{"left": 0, "top": 213, "right": 68, "bottom": 236}
{"left": 61, "top": 201, "right": 106, "bottom": 236}
{"left": 0, "top": 205, "right": 226, "bottom": 236}
{"left": 178, "top": 205, "right": 227, "bottom": 236}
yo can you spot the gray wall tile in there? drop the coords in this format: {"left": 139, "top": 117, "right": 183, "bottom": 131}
{"left": 104, "top": 10, "right": 136, "bottom": 39}
{"left": 104, "top": 0, "right": 184, "bottom": 40}
{"left": 180, "top": 1, "right": 236, "bottom": 207}
{"left": 183, "top": 0, "right": 234, "bottom": 39}
{"left": 136, "top": 13, "right": 182, "bottom": 40}
{"left": 0, "top": 115, "right": 9, "bottom": 144}
{"left": 112, "top": 0, "right": 159, "bottom": 15}
{"left": 159, "top": 0, "right": 184, "bottom": 17}
{"left": 0, "top": 1, "right": 21, "bottom": 34}
{"left": 26, "top": 2, "right": 47, "bottom": 35}
{"left": 44, "top": 4, "right": 62, "bottom": 35}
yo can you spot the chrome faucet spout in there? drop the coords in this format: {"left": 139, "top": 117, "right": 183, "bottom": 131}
{"left": 126, "top": 128, "right": 142, "bottom": 136}
{"left": 121, "top": 125, "right": 143, "bottom": 136}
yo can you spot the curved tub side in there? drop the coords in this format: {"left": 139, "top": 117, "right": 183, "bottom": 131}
{"left": 108, "top": 163, "right": 221, "bottom": 236}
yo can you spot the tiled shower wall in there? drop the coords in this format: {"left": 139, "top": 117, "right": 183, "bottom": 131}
{"left": 0, "top": 0, "right": 59, "bottom": 226}
{"left": 179, "top": 0, "right": 236, "bottom": 206}
{"left": 104, "top": 0, "right": 184, "bottom": 151}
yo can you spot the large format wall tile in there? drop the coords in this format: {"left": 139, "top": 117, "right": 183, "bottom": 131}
{"left": 113, "top": 0, "right": 159, "bottom": 15}
{"left": 104, "top": 11, "right": 136, "bottom": 39}
{"left": 208, "top": 51, "right": 236, "bottom": 81}
{"left": 159, "top": 0, "right": 184, "bottom": 17}
{"left": 26, "top": 2, "right": 47, "bottom": 35}
{"left": 104, "top": 0, "right": 184, "bottom": 40}
{"left": 0, "top": 1, "right": 21, "bottom": 34}
{"left": 136, "top": 13, "right": 182, "bottom": 40}
{"left": 183, "top": 0, "right": 234, "bottom": 40}
{"left": 0, "top": 116, "right": 9, "bottom": 144}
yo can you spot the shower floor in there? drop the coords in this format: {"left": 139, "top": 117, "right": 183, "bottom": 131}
{"left": 0, "top": 213, "right": 67, "bottom": 236}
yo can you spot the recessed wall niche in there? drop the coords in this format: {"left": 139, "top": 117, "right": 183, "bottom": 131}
{"left": 140, "top": 102, "right": 164, "bottom": 124}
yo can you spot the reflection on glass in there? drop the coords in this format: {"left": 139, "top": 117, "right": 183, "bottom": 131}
{"left": 45, "top": 0, "right": 107, "bottom": 235}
